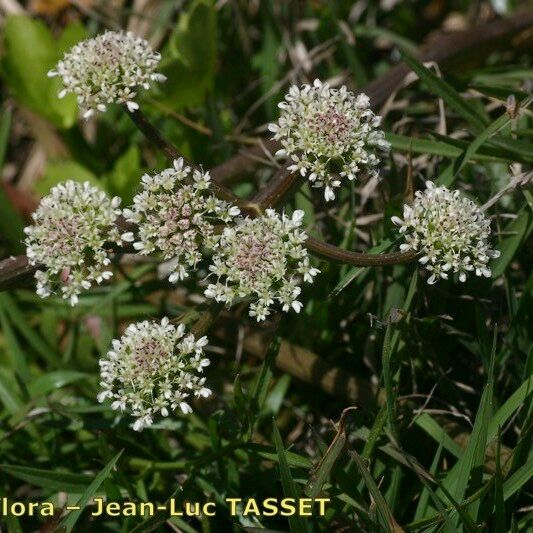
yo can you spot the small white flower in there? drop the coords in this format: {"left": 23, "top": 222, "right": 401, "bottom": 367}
{"left": 49, "top": 30, "right": 165, "bottom": 117}
{"left": 24, "top": 181, "right": 123, "bottom": 305}
{"left": 392, "top": 181, "right": 500, "bottom": 284}
{"left": 269, "top": 79, "right": 389, "bottom": 201}
{"left": 204, "top": 209, "right": 319, "bottom": 321}
{"left": 98, "top": 318, "right": 211, "bottom": 431}
{"left": 124, "top": 158, "right": 239, "bottom": 282}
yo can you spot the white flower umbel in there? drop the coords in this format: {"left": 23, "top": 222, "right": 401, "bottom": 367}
{"left": 48, "top": 30, "right": 166, "bottom": 118}
{"left": 24, "top": 181, "right": 122, "bottom": 305}
{"left": 122, "top": 158, "right": 240, "bottom": 283}
{"left": 98, "top": 318, "right": 211, "bottom": 431}
{"left": 392, "top": 181, "right": 500, "bottom": 284}
{"left": 269, "top": 79, "right": 389, "bottom": 201}
{"left": 205, "top": 209, "right": 319, "bottom": 321}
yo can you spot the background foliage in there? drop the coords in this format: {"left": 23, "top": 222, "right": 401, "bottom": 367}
{"left": 0, "top": 0, "right": 532, "bottom": 531}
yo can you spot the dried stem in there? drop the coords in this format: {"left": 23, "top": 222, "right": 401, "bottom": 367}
{"left": 0, "top": 256, "right": 36, "bottom": 290}
{"left": 251, "top": 163, "right": 305, "bottom": 209}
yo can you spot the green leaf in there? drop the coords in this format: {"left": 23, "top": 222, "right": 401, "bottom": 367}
{"left": 157, "top": 0, "right": 216, "bottom": 109}
{"left": 488, "top": 374, "right": 533, "bottom": 439}
{"left": 494, "top": 429, "right": 506, "bottom": 532}
{"left": 414, "top": 414, "right": 463, "bottom": 459}
{"left": 29, "top": 371, "right": 88, "bottom": 397}
{"left": 349, "top": 448, "right": 402, "bottom": 532}
{"left": 441, "top": 333, "right": 495, "bottom": 525}
{"left": 329, "top": 238, "right": 395, "bottom": 298}
{"left": 103, "top": 145, "right": 141, "bottom": 204}
{"left": 503, "top": 457, "right": 533, "bottom": 500}
{"left": 272, "top": 421, "right": 310, "bottom": 533}
{"left": 1, "top": 16, "right": 80, "bottom": 128}
{"left": 35, "top": 160, "right": 102, "bottom": 196}
{"left": 0, "top": 372, "right": 23, "bottom": 415}
{"left": 436, "top": 110, "right": 513, "bottom": 187}
{"left": 0, "top": 301, "right": 29, "bottom": 380}
{"left": 305, "top": 411, "right": 350, "bottom": 499}
{"left": 0, "top": 110, "right": 25, "bottom": 254}
{"left": 491, "top": 207, "right": 532, "bottom": 278}
{"left": 250, "top": 336, "right": 281, "bottom": 416}
{"left": 245, "top": 443, "right": 313, "bottom": 469}
{"left": 401, "top": 52, "right": 487, "bottom": 130}
{"left": 251, "top": 23, "right": 281, "bottom": 116}
{"left": 414, "top": 443, "right": 443, "bottom": 520}
{"left": 0, "top": 108, "right": 12, "bottom": 170}
{"left": 0, "top": 293, "right": 60, "bottom": 367}
{"left": 61, "top": 450, "right": 123, "bottom": 533}
{"left": 1, "top": 465, "right": 93, "bottom": 494}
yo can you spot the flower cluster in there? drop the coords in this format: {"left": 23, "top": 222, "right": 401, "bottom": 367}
{"left": 269, "top": 79, "right": 389, "bottom": 201}
{"left": 98, "top": 318, "right": 211, "bottom": 431}
{"left": 122, "top": 159, "right": 240, "bottom": 283}
{"left": 48, "top": 30, "right": 165, "bottom": 118}
{"left": 205, "top": 209, "right": 319, "bottom": 321}
{"left": 392, "top": 181, "right": 500, "bottom": 284}
{"left": 24, "top": 181, "right": 122, "bottom": 305}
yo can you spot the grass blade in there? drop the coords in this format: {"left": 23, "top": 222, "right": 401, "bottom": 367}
{"left": 348, "top": 447, "right": 404, "bottom": 532}
{"left": 401, "top": 52, "right": 487, "bottom": 130}
{"left": 60, "top": 450, "right": 123, "bottom": 533}
{"left": 305, "top": 407, "right": 354, "bottom": 499}
{"left": 272, "top": 421, "right": 309, "bottom": 533}
{"left": 1, "top": 465, "right": 93, "bottom": 493}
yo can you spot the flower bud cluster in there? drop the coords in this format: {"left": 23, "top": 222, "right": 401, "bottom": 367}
{"left": 48, "top": 30, "right": 166, "bottom": 118}
{"left": 24, "top": 181, "right": 122, "bottom": 305}
{"left": 98, "top": 318, "right": 211, "bottom": 431}
{"left": 122, "top": 158, "right": 240, "bottom": 283}
{"left": 205, "top": 209, "right": 319, "bottom": 321}
{"left": 269, "top": 80, "right": 389, "bottom": 201}
{"left": 392, "top": 181, "right": 500, "bottom": 284}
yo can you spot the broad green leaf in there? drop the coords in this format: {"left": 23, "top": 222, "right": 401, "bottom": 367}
{"left": 1, "top": 16, "right": 81, "bottom": 128}
{"left": 1, "top": 465, "right": 93, "bottom": 493}
{"left": 251, "top": 23, "right": 281, "bottom": 117}
{"left": 103, "top": 144, "right": 142, "bottom": 203}
{"left": 157, "top": 0, "right": 216, "bottom": 109}
{"left": 61, "top": 450, "right": 123, "bottom": 533}
{"left": 35, "top": 160, "right": 102, "bottom": 196}
{"left": 29, "top": 371, "right": 88, "bottom": 397}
